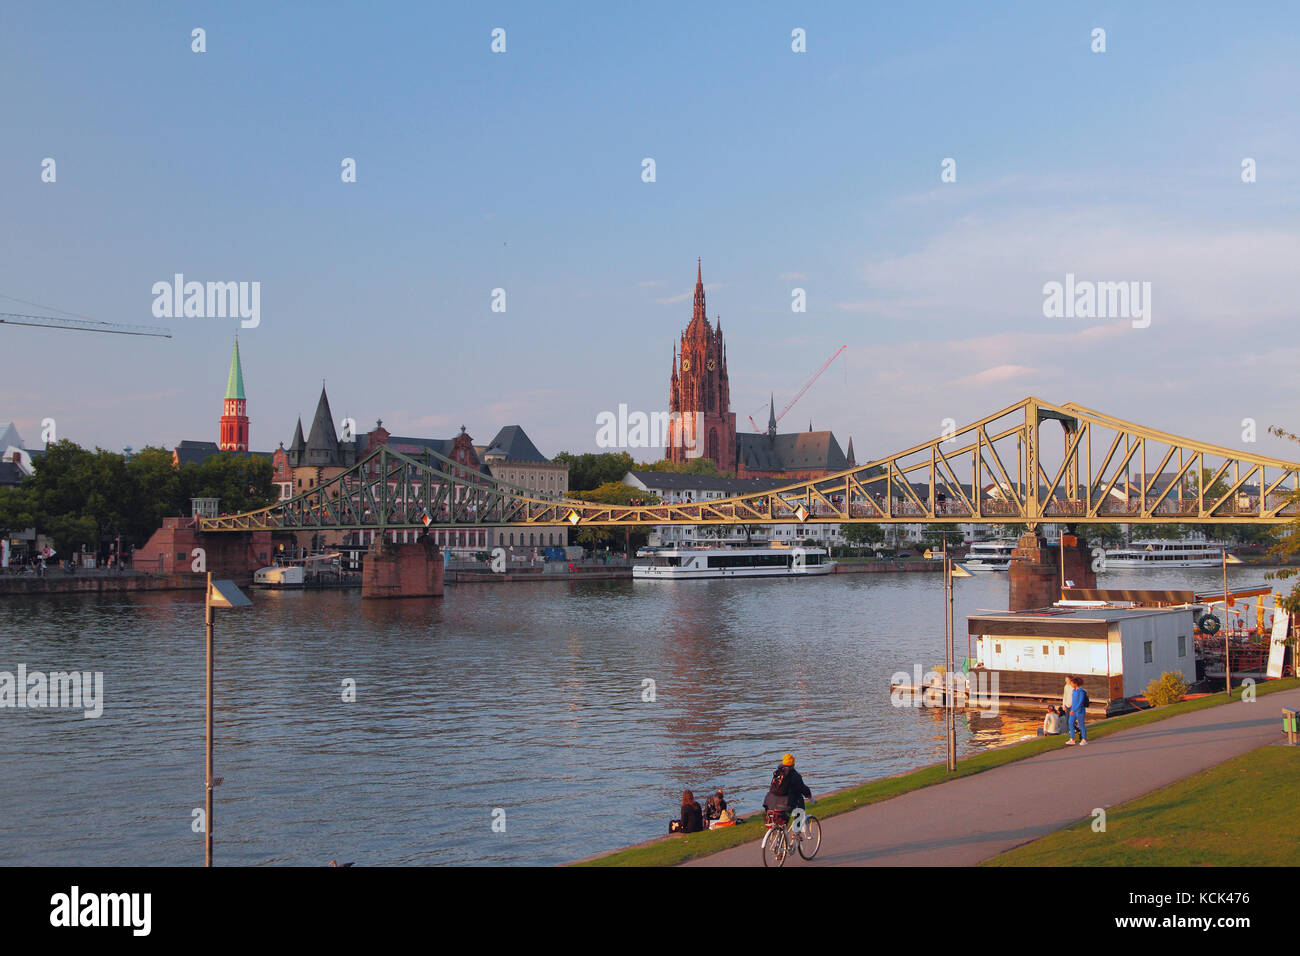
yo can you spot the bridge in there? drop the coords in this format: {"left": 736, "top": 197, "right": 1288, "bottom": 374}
{"left": 200, "top": 396, "right": 1300, "bottom": 534}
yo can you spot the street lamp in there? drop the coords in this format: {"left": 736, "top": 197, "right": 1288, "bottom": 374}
{"left": 928, "top": 530, "right": 971, "bottom": 772}
{"left": 204, "top": 575, "right": 251, "bottom": 867}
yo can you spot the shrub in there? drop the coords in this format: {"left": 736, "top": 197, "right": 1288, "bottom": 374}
{"left": 1145, "top": 671, "right": 1190, "bottom": 706}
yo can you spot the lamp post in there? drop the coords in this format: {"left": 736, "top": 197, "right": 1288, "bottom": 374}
{"left": 204, "top": 574, "right": 251, "bottom": 866}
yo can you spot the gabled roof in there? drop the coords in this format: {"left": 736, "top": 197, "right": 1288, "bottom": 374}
{"left": 482, "top": 425, "right": 548, "bottom": 463}
{"left": 174, "top": 440, "right": 273, "bottom": 467}
{"left": 736, "top": 430, "right": 850, "bottom": 473}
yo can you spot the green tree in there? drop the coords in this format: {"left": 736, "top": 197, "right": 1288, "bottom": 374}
{"left": 840, "top": 523, "right": 885, "bottom": 553}
{"left": 553, "top": 451, "right": 636, "bottom": 493}
{"left": 570, "top": 482, "right": 659, "bottom": 551}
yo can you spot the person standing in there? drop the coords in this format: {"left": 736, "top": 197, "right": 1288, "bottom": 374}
{"left": 1064, "top": 676, "right": 1090, "bottom": 746}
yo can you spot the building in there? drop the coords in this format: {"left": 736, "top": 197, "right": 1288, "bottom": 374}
{"left": 477, "top": 425, "right": 569, "bottom": 498}
{"left": 219, "top": 339, "right": 250, "bottom": 451}
{"left": 736, "top": 399, "right": 854, "bottom": 479}
{"left": 622, "top": 470, "right": 847, "bottom": 548}
{"left": 170, "top": 342, "right": 293, "bottom": 498}
{"left": 665, "top": 261, "right": 852, "bottom": 479}
{"left": 667, "top": 261, "right": 737, "bottom": 469}
{"left": 968, "top": 605, "right": 1199, "bottom": 712}
{"left": 281, "top": 392, "right": 569, "bottom": 553}
{"left": 0, "top": 421, "right": 35, "bottom": 486}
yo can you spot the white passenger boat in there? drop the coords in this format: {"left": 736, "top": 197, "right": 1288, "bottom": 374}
{"left": 1103, "top": 540, "right": 1227, "bottom": 568}
{"left": 963, "top": 540, "right": 1017, "bottom": 572}
{"left": 633, "top": 545, "right": 834, "bottom": 580}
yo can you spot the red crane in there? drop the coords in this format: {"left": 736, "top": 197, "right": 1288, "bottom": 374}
{"left": 748, "top": 345, "right": 847, "bottom": 431}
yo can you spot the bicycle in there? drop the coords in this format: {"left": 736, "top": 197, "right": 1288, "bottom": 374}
{"left": 760, "top": 803, "right": 822, "bottom": 867}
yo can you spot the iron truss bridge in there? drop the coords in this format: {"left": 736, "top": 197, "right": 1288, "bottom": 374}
{"left": 199, "top": 396, "right": 1300, "bottom": 533}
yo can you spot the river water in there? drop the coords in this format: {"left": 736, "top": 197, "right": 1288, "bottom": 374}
{"left": 0, "top": 565, "right": 1268, "bottom": 866}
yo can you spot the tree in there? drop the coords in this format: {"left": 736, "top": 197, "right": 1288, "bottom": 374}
{"left": 1083, "top": 523, "right": 1125, "bottom": 547}
{"left": 640, "top": 457, "right": 722, "bottom": 477}
{"left": 569, "top": 482, "right": 659, "bottom": 551}
{"left": 840, "top": 523, "right": 885, "bottom": 553}
{"left": 553, "top": 451, "right": 635, "bottom": 493}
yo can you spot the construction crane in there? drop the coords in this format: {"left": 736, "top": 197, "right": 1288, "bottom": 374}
{"left": 748, "top": 344, "right": 847, "bottom": 431}
{"left": 0, "top": 311, "right": 171, "bottom": 338}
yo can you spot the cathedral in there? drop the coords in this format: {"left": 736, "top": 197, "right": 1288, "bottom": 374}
{"left": 667, "top": 262, "right": 854, "bottom": 479}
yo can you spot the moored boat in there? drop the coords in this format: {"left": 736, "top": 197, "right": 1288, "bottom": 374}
{"left": 633, "top": 544, "right": 833, "bottom": 580}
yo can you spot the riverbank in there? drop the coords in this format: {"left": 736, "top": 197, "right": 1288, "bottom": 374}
{"left": 573, "top": 677, "right": 1300, "bottom": 866}
{"left": 0, "top": 571, "right": 207, "bottom": 594}
{"left": 982, "top": 744, "right": 1299, "bottom": 866}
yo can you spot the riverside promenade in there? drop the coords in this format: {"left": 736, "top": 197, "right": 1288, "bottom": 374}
{"left": 685, "top": 686, "right": 1300, "bottom": 867}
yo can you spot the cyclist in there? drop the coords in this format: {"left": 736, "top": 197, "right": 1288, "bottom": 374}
{"left": 762, "top": 753, "right": 812, "bottom": 820}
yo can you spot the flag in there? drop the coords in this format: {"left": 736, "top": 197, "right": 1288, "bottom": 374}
{"left": 1225, "top": 553, "right": 1243, "bottom": 564}
{"left": 951, "top": 563, "right": 974, "bottom": 578}
{"left": 422, "top": 511, "right": 432, "bottom": 528}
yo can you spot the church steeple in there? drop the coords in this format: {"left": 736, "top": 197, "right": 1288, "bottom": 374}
{"left": 218, "top": 338, "right": 250, "bottom": 452}
{"left": 767, "top": 394, "right": 777, "bottom": 438}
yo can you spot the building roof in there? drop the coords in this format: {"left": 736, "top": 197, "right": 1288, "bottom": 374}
{"left": 304, "top": 387, "right": 342, "bottom": 466}
{"left": 0, "top": 422, "right": 23, "bottom": 451}
{"left": 173, "top": 440, "right": 273, "bottom": 467}
{"left": 481, "top": 425, "right": 548, "bottom": 462}
{"left": 225, "top": 340, "right": 246, "bottom": 401}
{"left": 624, "top": 470, "right": 790, "bottom": 494}
{"left": 288, "top": 417, "right": 305, "bottom": 454}
{"left": 736, "top": 429, "right": 850, "bottom": 473}
{"left": 371, "top": 434, "right": 489, "bottom": 473}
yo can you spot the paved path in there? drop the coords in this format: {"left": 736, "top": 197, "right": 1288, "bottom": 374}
{"left": 684, "top": 688, "right": 1300, "bottom": 867}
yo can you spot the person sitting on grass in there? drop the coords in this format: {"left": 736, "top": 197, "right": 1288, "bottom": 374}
{"left": 1041, "top": 705, "right": 1063, "bottom": 736}
{"left": 679, "top": 790, "right": 704, "bottom": 833}
{"left": 703, "top": 788, "right": 727, "bottom": 823}
{"left": 1064, "top": 676, "right": 1090, "bottom": 747}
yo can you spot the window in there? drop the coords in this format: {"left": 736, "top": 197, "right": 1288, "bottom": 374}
{"left": 994, "top": 643, "right": 1002, "bottom": 654}
{"left": 1042, "top": 645, "right": 1049, "bottom": 656}
{"left": 1058, "top": 646, "right": 1065, "bottom": 655}
{"left": 1143, "top": 640, "right": 1153, "bottom": 664}
{"left": 1178, "top": 635, "right": 1187, "bottom": 657}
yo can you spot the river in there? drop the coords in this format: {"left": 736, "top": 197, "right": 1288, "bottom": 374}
{"left": 0, "top": 565, "right": 1269, "bottom": 865}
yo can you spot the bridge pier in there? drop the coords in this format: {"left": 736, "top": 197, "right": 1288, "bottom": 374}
{"left": 1008, "top": 531, "right": 1096, "bottom": 611}
{"left": 361, "top": 537, "right": 444, "bottom": 599}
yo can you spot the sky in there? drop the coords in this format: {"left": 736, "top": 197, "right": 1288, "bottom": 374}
{"left": 2, "top": 0, "right": 1298, "bottom": 464}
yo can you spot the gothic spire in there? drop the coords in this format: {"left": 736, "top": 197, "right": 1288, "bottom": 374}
{"left": 225, "top": 339, "right": 246, "bottom": 401}
{"left": 767, "top": 394, "right": 777, "bottom": 437}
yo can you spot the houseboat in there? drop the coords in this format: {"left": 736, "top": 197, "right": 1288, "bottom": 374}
{"left": 1103, "top": 540, "right": 1226, "bottom": 568}
{"left": 965, "top": 605, "right": 1199, "bottom": 715}
{"left": 632, "top": 545, "right": 833, "bottom": 580}
{"left": 963, "top": 539, "right": 1017, "bottom": 572}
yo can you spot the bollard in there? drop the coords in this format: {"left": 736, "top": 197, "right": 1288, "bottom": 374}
{"left": 1283, "top": 708, "right": 1298, "bottom": 746}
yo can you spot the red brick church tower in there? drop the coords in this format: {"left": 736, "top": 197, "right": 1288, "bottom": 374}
{"left": 668, "top": 261, "right": 736, "bottom": 470}
{"left": 218, "top": 339, "right": 250, "bottom": 452}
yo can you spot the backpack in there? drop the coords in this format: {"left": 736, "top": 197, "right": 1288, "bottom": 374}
{"left": 1076, "top": 688, "right": 1090, "bottom": 710}
{"left": 771, "top": 766, "right": 791, "bottom": 795}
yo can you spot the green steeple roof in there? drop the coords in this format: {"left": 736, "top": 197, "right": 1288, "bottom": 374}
{"left": 225, "top": 339, "right": 246, "bottom": 400}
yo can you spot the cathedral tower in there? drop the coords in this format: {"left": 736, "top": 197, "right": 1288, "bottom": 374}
{"left": 668, "top": 261, "right": 736, "bottom": 470}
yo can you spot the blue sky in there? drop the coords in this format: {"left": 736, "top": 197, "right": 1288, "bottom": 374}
{"left": 2, "top": 1, "right": 1298, "bottom": 462}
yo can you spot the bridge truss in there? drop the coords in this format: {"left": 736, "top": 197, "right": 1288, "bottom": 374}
{"left": 200, "top": 396, "right": 1300, "bottom": 533}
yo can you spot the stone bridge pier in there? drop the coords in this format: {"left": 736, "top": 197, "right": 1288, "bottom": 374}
{"left": 1007, "top": 530, "right": 1097, "bottom": 611}
{"left": 361, "top": 536, "right": 444, "bottom": 599}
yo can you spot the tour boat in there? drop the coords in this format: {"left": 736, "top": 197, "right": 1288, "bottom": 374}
{"left": 963, "top": 540, "right": 1017, "bottom": 572}
{"left": 1103, "top": 541, "right": 1227, "bottom": 569}
{"left": 632, "top": 545, "right": 834, "bottom": 580}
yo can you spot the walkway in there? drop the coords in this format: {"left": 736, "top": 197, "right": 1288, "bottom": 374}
{"left": 685, "top": 687, "right": 1300, "bottom": 866}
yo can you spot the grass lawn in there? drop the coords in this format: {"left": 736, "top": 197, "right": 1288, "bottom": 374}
{"left": 983, "top": 745, "right": 1300, "bottom": 866}
{"left": 573, "top": 677, "right": 1300, "bottom": 867}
